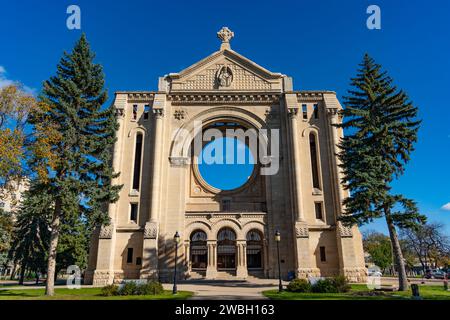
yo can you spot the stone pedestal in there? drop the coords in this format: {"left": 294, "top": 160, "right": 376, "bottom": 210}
{"left": 294, "top": 222, "right": 314, "bottom": 278}
{"left": 140, "top": 222, "right": 159, "bottom": 280}
{"left": 92, "top": 270, "right": 114, "bottom": 286}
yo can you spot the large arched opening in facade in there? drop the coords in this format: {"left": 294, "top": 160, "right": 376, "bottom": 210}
{"left": 190, "top": 230, "right": 208, "bottom": 270}
{"left": 246, "top": 229, "right": 263, "bottom": 270}
{"left": 217, "top": 228, "right": 237, "bottom": 270}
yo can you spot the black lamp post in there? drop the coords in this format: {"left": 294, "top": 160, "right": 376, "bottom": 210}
{"left": 173, "top": 231, "right": 180, "bottom": 294}
{"left": 275, "top": 230, "right": 282, "bottom": 292}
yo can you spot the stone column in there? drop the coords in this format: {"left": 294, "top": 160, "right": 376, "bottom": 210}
{"left": 206, "top": 241, "right": 217, "bottom": 279}
{"left": 92, "top": 104, "right": 126, "bottom": 285}
{"left": 149, "top": 107, "right": 165, "bottom": 222}
{"left": 288, "top": 107, "right": 305, "bottom": 222}
{"left": 141, "top": 98, "right": 166, "bottom": 280}
{"left": 236, "top": 240, "right": 248, "bottom": 279}
{"left": 326, "top": 104, "right": 366, "bottom": 282}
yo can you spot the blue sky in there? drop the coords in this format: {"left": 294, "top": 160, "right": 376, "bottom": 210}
{"left": 0, "top": 0, "right": 449, "bottom": 234}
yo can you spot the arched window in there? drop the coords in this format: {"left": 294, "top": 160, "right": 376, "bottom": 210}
{"left": 132, "top": 133, "right": 143, "bottom": 190}
{"left": 190, "top": 230, "right": 207, "bottom": 269}
{"left": 246, "top": 230, "right": 263, "bottom": 269}
{"left": 309, "top": 133, "right": 321, "bottom": 189}
{"left": 217, "top": 228, "right": 236, "bottom": 269}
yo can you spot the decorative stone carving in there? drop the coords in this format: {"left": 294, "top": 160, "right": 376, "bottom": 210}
{"left": 144, "top": 221, "right": 158, "bottom": 239}
{"left": 342, "top": 267, "right": 368, "bottom": 282}
{"left": 92, "top": 270, "right": 113, "bottom": 286}
{"left": 265, "top": 107, "right": 278, "bottom": 120}
{"left": 288, "top": 108, "right": 299, "bottom": 119}
{"left": 114, "top": 108, "right": 125, "bottom": 118}
{"left": 193, "top": 186, "right": 201, "bottom": 194}
{"left": 152, "top": 108, "right": 164, "bottom": 119}
{"left": 99, "top": 224, "right": 114, "bottom": 239}
{"left": 175, "top": 63, "right": 272, "bottom": 91}
{"left": 169, "top": 93, "right": 278, "bottom": 104}
{"left": 338, "top": 222, "right": 353, "bottom": 238}
{"left": 216, "top": 65, "right": 233, "bottom": 87}
{"left": 217, "top": 27, "right": 234, "bottom": 44}
{"left": 174, "top": 109, "right": 185, "bottom": 120}
{"left": 295, "top": 225, "right": 309, "bottom": 238}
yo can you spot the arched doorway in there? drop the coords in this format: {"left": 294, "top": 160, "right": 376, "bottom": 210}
{"left": 246, "top": 230, "right": 263, "bottom": 269}
{"left": 217, "top": 228, "right": 236, "bottom": 270}
{"left": 190, "top": 230, "right": 207, "bottom": 269}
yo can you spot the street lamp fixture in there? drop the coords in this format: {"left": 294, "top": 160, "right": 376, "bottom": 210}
{"left": 173, "top": 231, "right": 180, "bottom": 294}
{"left": 275, "top": 230, "right": 282, "bottom": 292}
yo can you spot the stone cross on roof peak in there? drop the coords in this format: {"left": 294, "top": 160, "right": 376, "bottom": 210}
{"left": 217, "top": 27, "right": 234, "bottom": 50}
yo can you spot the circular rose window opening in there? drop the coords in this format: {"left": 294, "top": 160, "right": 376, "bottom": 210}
{"left": 198, "top": 137, "right": 255, "bottom": 191}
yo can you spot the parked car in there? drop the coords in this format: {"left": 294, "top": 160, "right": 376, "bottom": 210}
{"left": 424, "top": 269, "right": 446, "bottom": 279}
{"left": 368, "top": 268, "right": 382, "bottom": 277}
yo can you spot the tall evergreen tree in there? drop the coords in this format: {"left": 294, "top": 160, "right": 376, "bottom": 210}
{"left": 8, "top": 185, "right": 51, "bottom": 284}
{"left": 0, "top": 208, "right": 14, "bottom": 272}
{"left": 337, "top": 54, "right": 426, "bottom": 291}
{"left": 29, "top": 34, "right": 120, "bottom": 295}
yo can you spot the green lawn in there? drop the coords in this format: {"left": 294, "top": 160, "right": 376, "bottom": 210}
{"left": 0, "top": 287, "right": 193, "bottom": 300}
{"left": 263, "top": 284, "right": 450, "bottom": 300}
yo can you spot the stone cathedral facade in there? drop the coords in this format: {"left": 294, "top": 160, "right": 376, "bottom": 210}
{"left": 85, "top": 28, "right": 367, "bottom": 285}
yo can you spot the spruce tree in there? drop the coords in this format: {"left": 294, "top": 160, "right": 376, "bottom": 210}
{"left": 29, "top": 34, "right": 120, "bottom": 295}
{"left": 337, "top": 54, "right": 426, "bottom": 291}
{"left": 8, "top": 184, "right": 51, "bottom": 284}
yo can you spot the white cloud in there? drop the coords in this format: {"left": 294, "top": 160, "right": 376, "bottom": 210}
{"left": 0, "top": 66, "right": 35, "bottom": 94}
{"left": 441, "top": 203, "right": 450, "bottom": 211}
{"left": 0, "top": 66, "right": 14, "bottom": 88}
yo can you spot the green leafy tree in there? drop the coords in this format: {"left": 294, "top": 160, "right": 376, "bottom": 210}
{"left": 363, "top": 230, "right": 393, "bottom": 272}
{"left": 0, "top": 85, "right": 36, "bottom": 194}
{"left": 28, "top": 34, "right": 121, "bottom": 295}
{"left": 337, "top": 54, "right": 426, "bottom": 290}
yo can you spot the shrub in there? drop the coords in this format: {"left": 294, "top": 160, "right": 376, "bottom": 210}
{"left": 101, "top": 284, "right": 119, "bottom": 296}
{"left": 333, "top": 275, "right": 351, "bottom": 293}
{"left": 311, "top": 276, "right": 351, "bottom": 293}
{"left": 119, "top": 281, "right": 138, "bottom": 296}
{"left": 287, "top": 278, "right": 312, "bottom": 293}
{"left": 312, "top": 278, "right": 338, "bottom": 293}
{"left": 135, "top": 281, "right": 164, "bottom": 295}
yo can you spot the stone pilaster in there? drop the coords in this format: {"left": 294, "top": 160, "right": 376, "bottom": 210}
{"left": 287, "top": 103, "right": 305, "bottom": 222}
{"left": 324, "top": 96, "right": 367, "bottom": 282}
{"left": 92, "top": 99, "right": 126, "bottom": 286}
{"left": 141, "top": 95, "right": 166, "bottom": 280}
{"left": 93, "top": 223, "right": 116, "bottom": 285}
{"left": 236, "top": 240, "right": 248, "bottom": 279}
{"left": 205, "top": 241, "right": 217, "bottom": 279}
{"left": 140, "top": 221, "right": 159, "bottom": 280}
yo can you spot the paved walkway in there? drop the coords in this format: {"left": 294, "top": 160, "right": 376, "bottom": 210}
{"left": 164, "top": 279, "right": 288, "bottom": 300}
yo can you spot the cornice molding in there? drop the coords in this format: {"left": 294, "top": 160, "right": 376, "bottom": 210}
{"left": 168, "top": 93, "right": 280, "bottom": 105}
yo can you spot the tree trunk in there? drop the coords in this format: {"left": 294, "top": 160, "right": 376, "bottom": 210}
{"left": 385, "top": 212, "right": 408, "bottom": 291}
{"left": 45, "top": 199, "right": 61, "bottom": 296}
{"left": 19, "top": 266, "right": 26, "bottom": 285}
{"left": 10, "top": 263, "right": 17, "bottom": 280}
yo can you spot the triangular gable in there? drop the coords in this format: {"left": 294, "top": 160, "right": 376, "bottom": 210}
{"left": 167, "top": 49, "right": 284, "bottom": 92}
